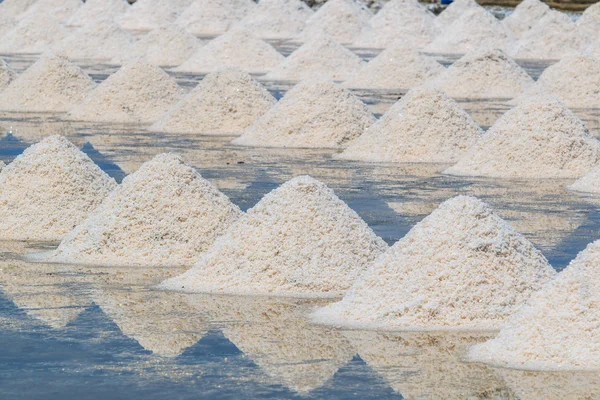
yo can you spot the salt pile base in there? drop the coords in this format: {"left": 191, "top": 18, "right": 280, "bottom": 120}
{"left": 0, "top": 15, "right": 68, "bottom": 54}
{"left": 116, "top": 0, "right": 179, "bottom": 31}
{"left": 337, "top": 86, "right": 482, "bottom": 163}
{"left": 0, "top": 135, "right": 116, "bottom": 241}
{"left": 567, "top": 165, "right": 600, "bottom": 193}
{"left": 159, "top": 175, "right": 388, "bottom": 297}
{"left": 233, "top": 79, "right": 375, "bottom": 149}
{"left": 0, "top": 59, "right": 16, "bottom": 91}
{"left": 0, "top": 0, "right": 38, "bottom": 18}
{"left": 19, "top": 0, "right": 83, "bottom": 23}
{"left": 434, "top": 0, "right": 480, "bottom": 31}
{"left": 150, "top": 67, "right": 276, "bottom": 135}
{"left": 234, "top": 0, "right": 314, "bottom": 40}
{"left": 312, "top": 196, "right": 555, "bottom": 330}
{"left": 501, "top": 0, "right": 550, "bottom": 39}
{"left": 577, "top": 2, "right": 600, "bottom": 38}
{"left": 174, "top": 0, "right": 255, "bottom": 36}
{"left": 66, "top": 0, "right": 130, "bottom": 27}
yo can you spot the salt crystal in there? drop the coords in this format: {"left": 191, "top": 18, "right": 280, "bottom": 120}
{"left": 502, "top": 0, "right": 550, "bottom": 39}
{"left": 66, "top": 0, "right": 130, "bottom": 27}
{"left": 233, "top": 0, "right": 314, "bottom": 40}
{"left": 175, "top": 0, "right": 255, "bottom": 36}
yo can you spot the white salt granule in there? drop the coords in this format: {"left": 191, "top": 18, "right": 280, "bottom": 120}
{"left": 159, "top": 175, "right": 388, "bottom": 297}
{"left": 68, "top": 60, "right": 185, "bottom": 123}
{"left": 336, "top": 86, "right": 482, "bottom": 163}
{"left": 0, "top": 54, "right": 95, "bottom": 112}
{"left": 265, "top": 35, "right": 364, "bottom": 81}
{"left": 175, "top": 0, "right": 255, "bottom": 36}
{"left": 502, "top": 0, "right": 550, "bottom": 39}
{"left": 444, "top": 95, "right": 600, "bottom": 179}
{"left": 434, "top": 0, "right": 481, "bottom": 31}
{"left": 66, "top": 0, "right": 130, "bottom": 27}
{"left": 19, "top": 0, "right": 82, "bottom": 23}
{"left": 49, "top": 153, "right": 242, "bottom": 267}
{"left": 116, "top": 0, "right": 180, "bottom": 31}
{"left": 0, "top": 135, "right": 116, "bottom": 241}
{"left": 432, "top": 48, "right": 534, "bottom": 99}
{"left": 0, "top": 0, "right": 38, "bottom": 18}
{"left": 233, "top": 79, "right": 375, "bottom": 149}
{"left": 233, "top": 0, "right": 314, "bottom": 40}
{"left": 150, "top": 67, "right": 276, "bottom": 134}
{"left": 577, "top": 2, "right": 600, "bottom": 38}
{"left": 312, "top": 195, "right": 555, "bottom": 330}
{"left": 0, "top": 14, "right": 69, "bottom": 54}
{"left": 0, "top": 59, "right": 16, "bottom": 91}
{"left": 568, "top": 165, "right": 600, "bottom": 193}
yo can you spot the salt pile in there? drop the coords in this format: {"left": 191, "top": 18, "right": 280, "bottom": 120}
{"left": 0, "top": 59, "right": 16, "bottom": 91}
{"left": 568, "top": 165, "right": 600, "bottom": 193}
{"left": 116, "top": 0, "right": 180, "bottom": 31}
{"left": 265, "top": 35, "right": 364, "bottom": 81}
{"left": 469, "top": 239, "right": 600, "bottom": 370}
{"left": 150, "top": 67, "right": 276, "bottom": 134}
{"left": 233, "top": 79, "right": 375, "bottom": 148}
{"left": 0, "top": 136, "right": 116, "bottom": 241}
{"left": 312, "top": 196, "right": 555, "bottom": 330}
{"left": 0, "top": 54, "right": 95, "bottom": 112}
{"left": 0, "top": 15, "right": 16, "bottom": 38}
{"left": 174, "top": 0, "right": 255, "bottom": 36}
{"left": 68, "top": 60, "right": 184, "bottom": 123}
{"left": 444, "top": 95, "right": 600, "bottom": 179}
{"left": 343, "top": 45, "right": 445, "bottom": 89}
{"left": 160, "top": 175, "right": 388, "bottom": 297}
{"left": 434, "top": 0, "right": 481, "bottom": 31}
{"left": 501, "top": 0, "right": 550, "bottom": 39}
{"left": 337, "top": 86, "right": 482, "bottom": 163}
{"left": 0, "top": 0, "right": 38, "bottom": 18}
{"left": 432, "top": 48, "right": 534, "bottom": 99}
{"left": 66, "top": 0, "right": 130, "bottom": 27}
{"left": 577, "top": 2, "right": 600, "bottom": 38}
{"left": 0, "top": 14, "right": 68, "bottom": 54}
{"left": 19, "top": 0, "right": 83, "bottom": 23}
{"left": 233, "top": 0, "right": 314, "bottom": 40}
{"left": 175, "top": 29, "right": 283, "bottom": 74}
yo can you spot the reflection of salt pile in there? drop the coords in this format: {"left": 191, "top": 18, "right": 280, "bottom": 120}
{"left": 0, "top": 54, "right": 95, "bottom": 112}
{"left": 50, "top": 154, "right": 241, "bottom": 267}
{"left": 175, "top": 29, "right": 283, "bottom": 74}
{"left": 116, "top": 0, "right": 180, "bottom": 31}
{"left": 66, "top": 0, "right": 130, "bottom": 27}
{"left": 174, "top": 0, "right": 254, "bottom": 36}
{"left": 502, "top": 0, "right": 549, "bottom": 39}
{"left": 337, "top": 86, "right": 482, "bottom": 163}
{"left": 0, "top": 59, "right": 16, "bottom": 91}
{"left": 0, "top": 136, "right": 116, "bottom": 241}
{"left": 234, "top": 80, "right": 374, "bottom": 148}
{"left": 234, "top": 0, "right": 314, "bottom": 40}
{"left": 19, "top": 0, "right": 82, "bottom": 22}
{"left": 0, "top": 14, "right": 68, "bottom": 54}
{"left": 445, "top": 95, "right": 600, "bottom": 179}
{"left": 151, "top": 67, "right": 276, "bottom": 134}
{"left": 499, "top": 369, "right": 600, "bottom": 399}
{"left": 577, "top": 2, "right": 600, "bottom": 38}
{"left": 69, "top": 60, "right": 184, "bottom": 123}
{"left": 160, "top": 176, "right": 387, "bottom": 297}
{"left": 314, "top": 196, "right": 554, "bottom": 330}
{"left": 569, "top": 165, "right": 600, "bottom": 193}
{"left": 434, "top": 0, "right": 480, "bottom": 30}
{"left": 0, "top": 0, "right": 38, "bottom": 18}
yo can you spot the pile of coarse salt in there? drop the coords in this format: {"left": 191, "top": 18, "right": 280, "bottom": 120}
{"left": 0, "top": 135, "right": 116, "bottom": 241}
{"left": 0, "top": 54, "right": 95, "bottom": 112}
{"left": 434, "top": 0, "right": 481, "bottom": 31}
{"left": 233, "top": 0, "right": 314, "bottom": 40}
{"left": 159, "top": 175, "right": 388, "bottom": 297}
{"left": 48, "top": 153, "right": 241, "bottom": 267}
{"left": 175, "top": 29, "right": 284, "bottom": 74}
{"left": 116, "top": 0, "right": 180, "bottom": 31}
{"left": 568, "top": 165, "right": 600, "bottom": 193}
{"left": 19, "top": 0, "right": 82, "bottom": 23}
{"left": 150, "top": 67, "right": 276, "bottom": 135}
{"left": 444, "top": 95, "right": 600, "bottom": 179}
{"left": 174, "top": 0, "right": 255, "bottom": 36}
{"left": 501, "top": 0, "right": 550, "bottom": 39}
{"left": 68, "top": 60, "right": 184, "bottom": 123}
{"left": 312, "top": 195, "right": 555, "bottom": 330}
{"left": 0, "top": 0, "right": 37, "bottom": 18}
{"left": 0, "top": 59, "right": 16, "bottom": 91}
{"left": 66, "top": 0, "right": 129, "bottom": 27}
{"left": 336, "top": 86, "right": 482, "bottom": 163}
{"left": 0, "top": 14, "right": 68, "bottom": 54}
{"left": 577, "top": 2, "right": 600, "bottom": 38}
{"left": 233, "top": 79, "right": 375, "bottom": 149}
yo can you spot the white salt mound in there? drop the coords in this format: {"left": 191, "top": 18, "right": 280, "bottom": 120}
{"left": 66, "top": 0, "right": 130, "bottom": 27}
{"left": 19, "top": 0, "right": 83, "bottom": 22}
{"left": 502, "top": 0, "right": 550, "bottom": 39}
{"left": 577, "top": 2, "right": 600, "bottom": 38}
{"left": 0, "top": 54, "right": 95, "bottom": 112}
{"left": 444, "top": 95, "right": 600, "bottom": 179}
{"left": 0, "top": 0, "right": 38, "bottom": 18}
{"left": 68, "top": 60, "right": 184, "bottom": 123}
{"left": 312, "top": 195, "right": 555, "bottom": 330}
{"left": 233, "top": 0, "right": 314, "bottom": 40}
{"left": 434, "top": 0, "right": 481, "bottom": 30}
{"left": 0, "top": 135, "right": 116, "bottom": 241}
{"left": 150, "top": 67, "right": 276, "bottom": 134}
{"left": 49, "top": 153, "right": 241, "bottom": 267}
{"left": 0, "top": 59, "right": 16, "bottom": 91}
{"left": 337, "top": 86, "right": 482, "bottom": 163}
{"left": 233, "top": 79, "right": 375, "bottom": 149}
{"left": 117, "top": 0, "right": 180, "bottom": 31}
{"left": 175, "top": 0, "right": 255, "bottom": 36}
{"left": 0, "top": 14, "right": 68, "bottom": 54}
{"left": 160, "top": 175, "right": 388, "bottom": 297}
{"left": 568, "top": 165, "right": 600, "bottom": 193}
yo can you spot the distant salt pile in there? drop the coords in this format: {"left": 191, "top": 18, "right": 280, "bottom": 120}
{"left": 234, "top": 79, "right": 375, "bottom": 148}
{"left": 117, "top": 0, "right": 179, "bottom": 31}
{"left": 501, "top": 0, "right": 550, "bottom": 39}
{"left": 265, "top": 35, "right": 364, "bottom": 81}
{"left": 0, "top": 54, "right": 95, "bottom": 112}
{"left": 66, "top": 0, "right": 130, "bottom": 27}
{"left": 19, "top": 0, "right": 82, "bottom": 22}
{"left": 175, "top": 0, "right": 255, "bottom": 36}
{"left": 568, "top": 165, "right": 600, "bottom": 193}
{"left": 444, "top": 95, "right": 600, "bottom": 179}
{"left": 160, "top": 175, "right": 388, "bottom": 297}
{"left": 0, "top": 59, "right": 16, "bottom": 91}
{"left": 0, "top": 14, "right": 68, "bottom": 54}
{"left": 577, "top": 2, "right": 600, "bottom": 38}
{"left": 151, "top": 67, "right": 276, "bottom": 134}
{"left": 0, "top": 136, "right": 116, "bottom": 241}
{"left": 0, "top": 0, "right": 37, "bottom": 18}
{"left": 337, "top": 86, "right": 482, "bottom": 163}
{"left": 234, "top": 0, "right": 314, "bottom": 40}
{"left": 175, "top": 29, "right": 283, "bottom": 74}
{"left": 434, "top": 0, "right": 481, "bottom": 31}
{"left": 69, "top": 60, "right": 184, "bottom": 123}
{"left": 312, "top": 196, "right": 555, "bottom": 330}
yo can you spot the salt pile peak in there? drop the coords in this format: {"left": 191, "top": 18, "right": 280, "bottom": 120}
{"left": 68, "top": 60, "right": 185, "bottom": 123}
{"left": 501, "top": 0, "right": 550, "bottom": 38}
{"left": 444, "top": 95, "right": 600, "bottom": 179}
{"left": 49, "top": 153, "right": 241, "bottom": 267}
{"left": 150, "top": 67, "right": 276, "bottom": 134}
{"left": 434, "top": 0, "right": 481, "bottom": 30}
{"left": 577, "top": 2, "right": 600, "bottom": 38}
{"left": 175, "top": 0, "right": 255, "bottom": 36}
{"left": 66, "top": 0, "right": 130, "bottom": 27}
{"left": 233, "top": 79, "right": 375, "bottom": 149}
{"left": 0, "top": 14, "right": 68, "bottom": 54}
{"left": 0, "top": 0, "right": 37, "bottom": 18}
{"left": 0, "top": 59, "right": 16, "bottom": 91}
{"left": 160, "top": 175, "right": 388, "bottom": 297}
{"left": 312, "top": 195, "right": 555, "bottom": 330}
{"left": 19, "top": 0, "right": 83, "bottom": 22}
{"left": 233, "top": 0, "right": 314, "bottom": 40}
{"left": 0, "top": 135, "right": 116, "bottom": 241}
{"left": 337, "top": 86, "right": 482, "bottom": 163}
{"left": 116, "top": 0, "right": 180, "bottom": 31}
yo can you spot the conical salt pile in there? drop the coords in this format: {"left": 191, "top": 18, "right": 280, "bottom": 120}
{"left": 68, "top": 60, "right": 185, "bottom": 123}
{"left": 469, "top": 239, "right": 600, "bottom": 370}
{"left": 0, "top": 54, "right": 95, "bottom": 112}
{"left": 0, "top": 14, "right": 68, "bottom": 54}
{"left": 49, "top": 154, "right": 242, "bottom": 267}
{"left": 295, "top": 0, "right": 372, "bottom": 44}
{"left": 18, "top": 0, "right": 82, "bottom": 23}
{"left": 175, "top": 29, "right": 283, "bottom": 74}
{"left": 568, "top": 165, "right": 600, "bottom": 193}
{"left": 0, "top": 59, "right": 16, "bottom": 91}
{"left": 116, "top": 0, "right": 180, "bottom": 31}
{"left": 265, "top": 35, "right": 364, "bottom": 81}
{"left": 444, "top": 95, "right": 600, "bottom": 179}
{"left": 233, "top": 0, "right": 314, "bottom": 40}
{"left": 434, "top": 0, "right": 481, "bottom": 31}
{"left": 174, "top": 0, "right": 255, "bottom": 36}
{"left": 150, "top": 67, "right": 276, "bottom": 134}
{"left": 502, "top": 0, "right": 550, "bottom": 39}
{"left": 312, "top": 196, "right": 555, "bottom": 330}
{"left": 343, "top": 44, "right": 444, "bottom": 89}
{"left": 0, "top": 135, "right": 117, "bottom": 241}
{"left": 337, "top": 86, "right": 482, "bottom": 163}
{"left": 233, "top": 79, "right": 375, "bottom": 148}
{"left": 160, "top": 175, "right": 388, "bottom": 297}
{"left": 66, "top": 0, "right": 130, "bottom": 27}
{"left": 0, "top": 0, "right": 37, "bottom": 18}
{"left": 577, "top": 2, "right": 600, "bottom": 38}
{"left": 432, "top": 48, "right": 534, "bottom": 99}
